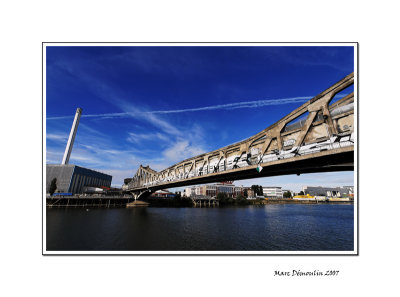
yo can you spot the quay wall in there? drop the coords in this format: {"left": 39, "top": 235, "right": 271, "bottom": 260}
{"left": 46, "top": 196, "right": 353, "bottom": 208}
{"left": 46, "top": 196, "right": 132, "bottom": 208}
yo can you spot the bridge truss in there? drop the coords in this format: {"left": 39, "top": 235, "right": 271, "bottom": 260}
{"left": 127, "top": 73, "right": 355, "bottom": 194}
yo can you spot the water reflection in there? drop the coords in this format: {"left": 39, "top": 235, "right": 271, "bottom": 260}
{"left": 47, "top": 204, "right": 354, "bottom": 251}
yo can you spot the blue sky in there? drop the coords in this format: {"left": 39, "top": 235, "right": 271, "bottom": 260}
{"left": 46, "top": 45, "right": 355, "bottom": 191}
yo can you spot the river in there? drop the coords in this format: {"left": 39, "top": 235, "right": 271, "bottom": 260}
{"left": 46, "top": 204, "right": 354, "bottom": 251}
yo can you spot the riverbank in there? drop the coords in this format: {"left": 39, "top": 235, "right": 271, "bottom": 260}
{"left": 46, "top": 196, "right": 353, "bottom": 208}
{"left": 261, "top": 199, "right": 353, "bottom": 204}
{"left": 46, "top": 196, "right": 132, "bottom": 208}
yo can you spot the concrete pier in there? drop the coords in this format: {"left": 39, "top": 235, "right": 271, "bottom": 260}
{"left": 126, "top": 200, "right": 150, "bottom": 207}
{"left": 192, "top": 197, "right": 218, "bottom": 207}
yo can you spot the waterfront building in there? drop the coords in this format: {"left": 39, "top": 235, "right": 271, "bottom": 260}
{"left": 342, "top": 186, "right": 354, "bottom": 196}
{"left": 184, "top": 187, "right": 195, "bottom": 197}
{"left": 246, "top": 189, "right": 255, "bottom": 198}
{"left": 203, "top": 184, "right": 218, "bottom": 196}
{"left": 234, "top": 186, "right": 243, "bottom": 197}
{"left": 263, "top": 187, "right": 283, "bottom": 199}
{"left": 121, "top": 178, "right": 132, "bottom": 191}
{"left": 151, "top": 190, "right": 175, "bottom": 198}
{"left": 195, "top": 186, "right": 202, "bottom": 196}
{"left": 302, "top": 186, "right": 353, "bottom": 198}
{"left": 184, "top": 183, "right": 246, "bottom": 198}
{"left": 46, "top": 164, "right": 112, "bottom": 194}
{"left": 216, "top": 183, "right": 235, "bottom": 197}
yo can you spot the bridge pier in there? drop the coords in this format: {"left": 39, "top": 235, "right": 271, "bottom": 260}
{"left": 191, "top": 197, "right": 217, "bottom": 208}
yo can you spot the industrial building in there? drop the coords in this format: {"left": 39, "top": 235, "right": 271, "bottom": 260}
{"left": 302, "top": 186, "right": 354, "bottom": 198}
{"left": 46, "top": 164, "right": 112, "bottom": 194}
{"left": 46, "top": 107, "right": 113, "bottom": 195}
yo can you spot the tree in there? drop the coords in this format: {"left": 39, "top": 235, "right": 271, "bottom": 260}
{"left": 236, "top": 195, "right": 249, "bottom": 205}
{"left": 217, "top": 192, "right": 234, "bottom": 205}
{"left": 258, "top": 185, "right": 263, "bottom": 196}
{"left": 283, "top": 191, "right": 292, "bottom": 198}
{"left": 243, "top": 189, "right": 248, "bottom": 198}
{"left": 49, "top": 178, "right": 57, "bottom": 196}
{"left": 298, "top": 191, "right": 304, "bottom": 196}
{"left": 217, "top": 192, "right": 228, "bottom": 202}
{"left": 171, "top": 191, "right": 194, "bottom": 206}
{"left": 251, "top": 185, "right": 263, "bottom": 196}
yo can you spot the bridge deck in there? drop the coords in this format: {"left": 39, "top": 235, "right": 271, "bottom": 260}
{"left": 129, "top": 145, "right": 353, "bottom": 192}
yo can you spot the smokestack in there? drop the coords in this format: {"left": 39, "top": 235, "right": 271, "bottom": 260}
{"left": 61, "top": 108, "right": 82, "bottom": 165}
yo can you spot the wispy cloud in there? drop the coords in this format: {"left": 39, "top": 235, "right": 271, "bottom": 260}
{"left": 46, "top": 133, "right": 68, "bottom": 142}
{"left": 47, "top": 96, "right": 314, "bottom": 121}
{"left": 46, "top": 149, "right": 64, "bottom": 164}
{"left": 150, "top": 96, "right": 312, "bottom": 114}
{"left": 47, "top": 112, "right": 129, "bottom": 121}
{"left": 47, "top": 92, "right": 351, "bottom": 122}
{"left": 127, "top": 132, "right": 171, "bottom": 144}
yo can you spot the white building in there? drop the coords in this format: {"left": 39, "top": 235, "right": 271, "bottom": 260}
{"left": 184, "top": 183, "right": 244, "bottom": 198}
{"left": 184, "top": 187, "right": 196, "bottom": 197}
{"left": 263, "top": 186, "right": 283, "bottom": 199}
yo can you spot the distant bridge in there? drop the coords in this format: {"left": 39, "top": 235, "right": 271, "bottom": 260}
{"left": 126, "top": 73, "right": 355, "bottom": 198}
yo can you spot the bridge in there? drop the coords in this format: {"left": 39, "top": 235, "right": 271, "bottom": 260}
{"left": 126, "top": 73, "right": 355, "bottom": 198}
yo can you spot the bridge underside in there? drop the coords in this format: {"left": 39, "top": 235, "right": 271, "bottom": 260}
{"left": 128, "top": 146, "right": 353, "bottom": 194}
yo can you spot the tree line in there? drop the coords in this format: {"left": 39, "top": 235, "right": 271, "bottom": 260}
{"left": 251, "top": 185, "right": 263, "bottom": 196}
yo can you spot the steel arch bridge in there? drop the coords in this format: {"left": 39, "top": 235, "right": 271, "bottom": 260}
{"left": 126, "top": 73, "right": 355, "bottom": 198}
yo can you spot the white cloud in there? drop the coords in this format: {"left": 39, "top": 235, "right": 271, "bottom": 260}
{"left": 163, "top": 140, "right": 206, "bottom": 164}
{"left": 96, "top": 169, "right": 137, "bottom": 187}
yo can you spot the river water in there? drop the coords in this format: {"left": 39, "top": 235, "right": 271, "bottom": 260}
{"left": 46, "top": 204, "right": 354, "bottom": 252}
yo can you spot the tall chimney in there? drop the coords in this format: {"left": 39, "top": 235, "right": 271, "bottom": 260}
{"left": 61, "top": 108, "right": 82, "bottom": 165}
